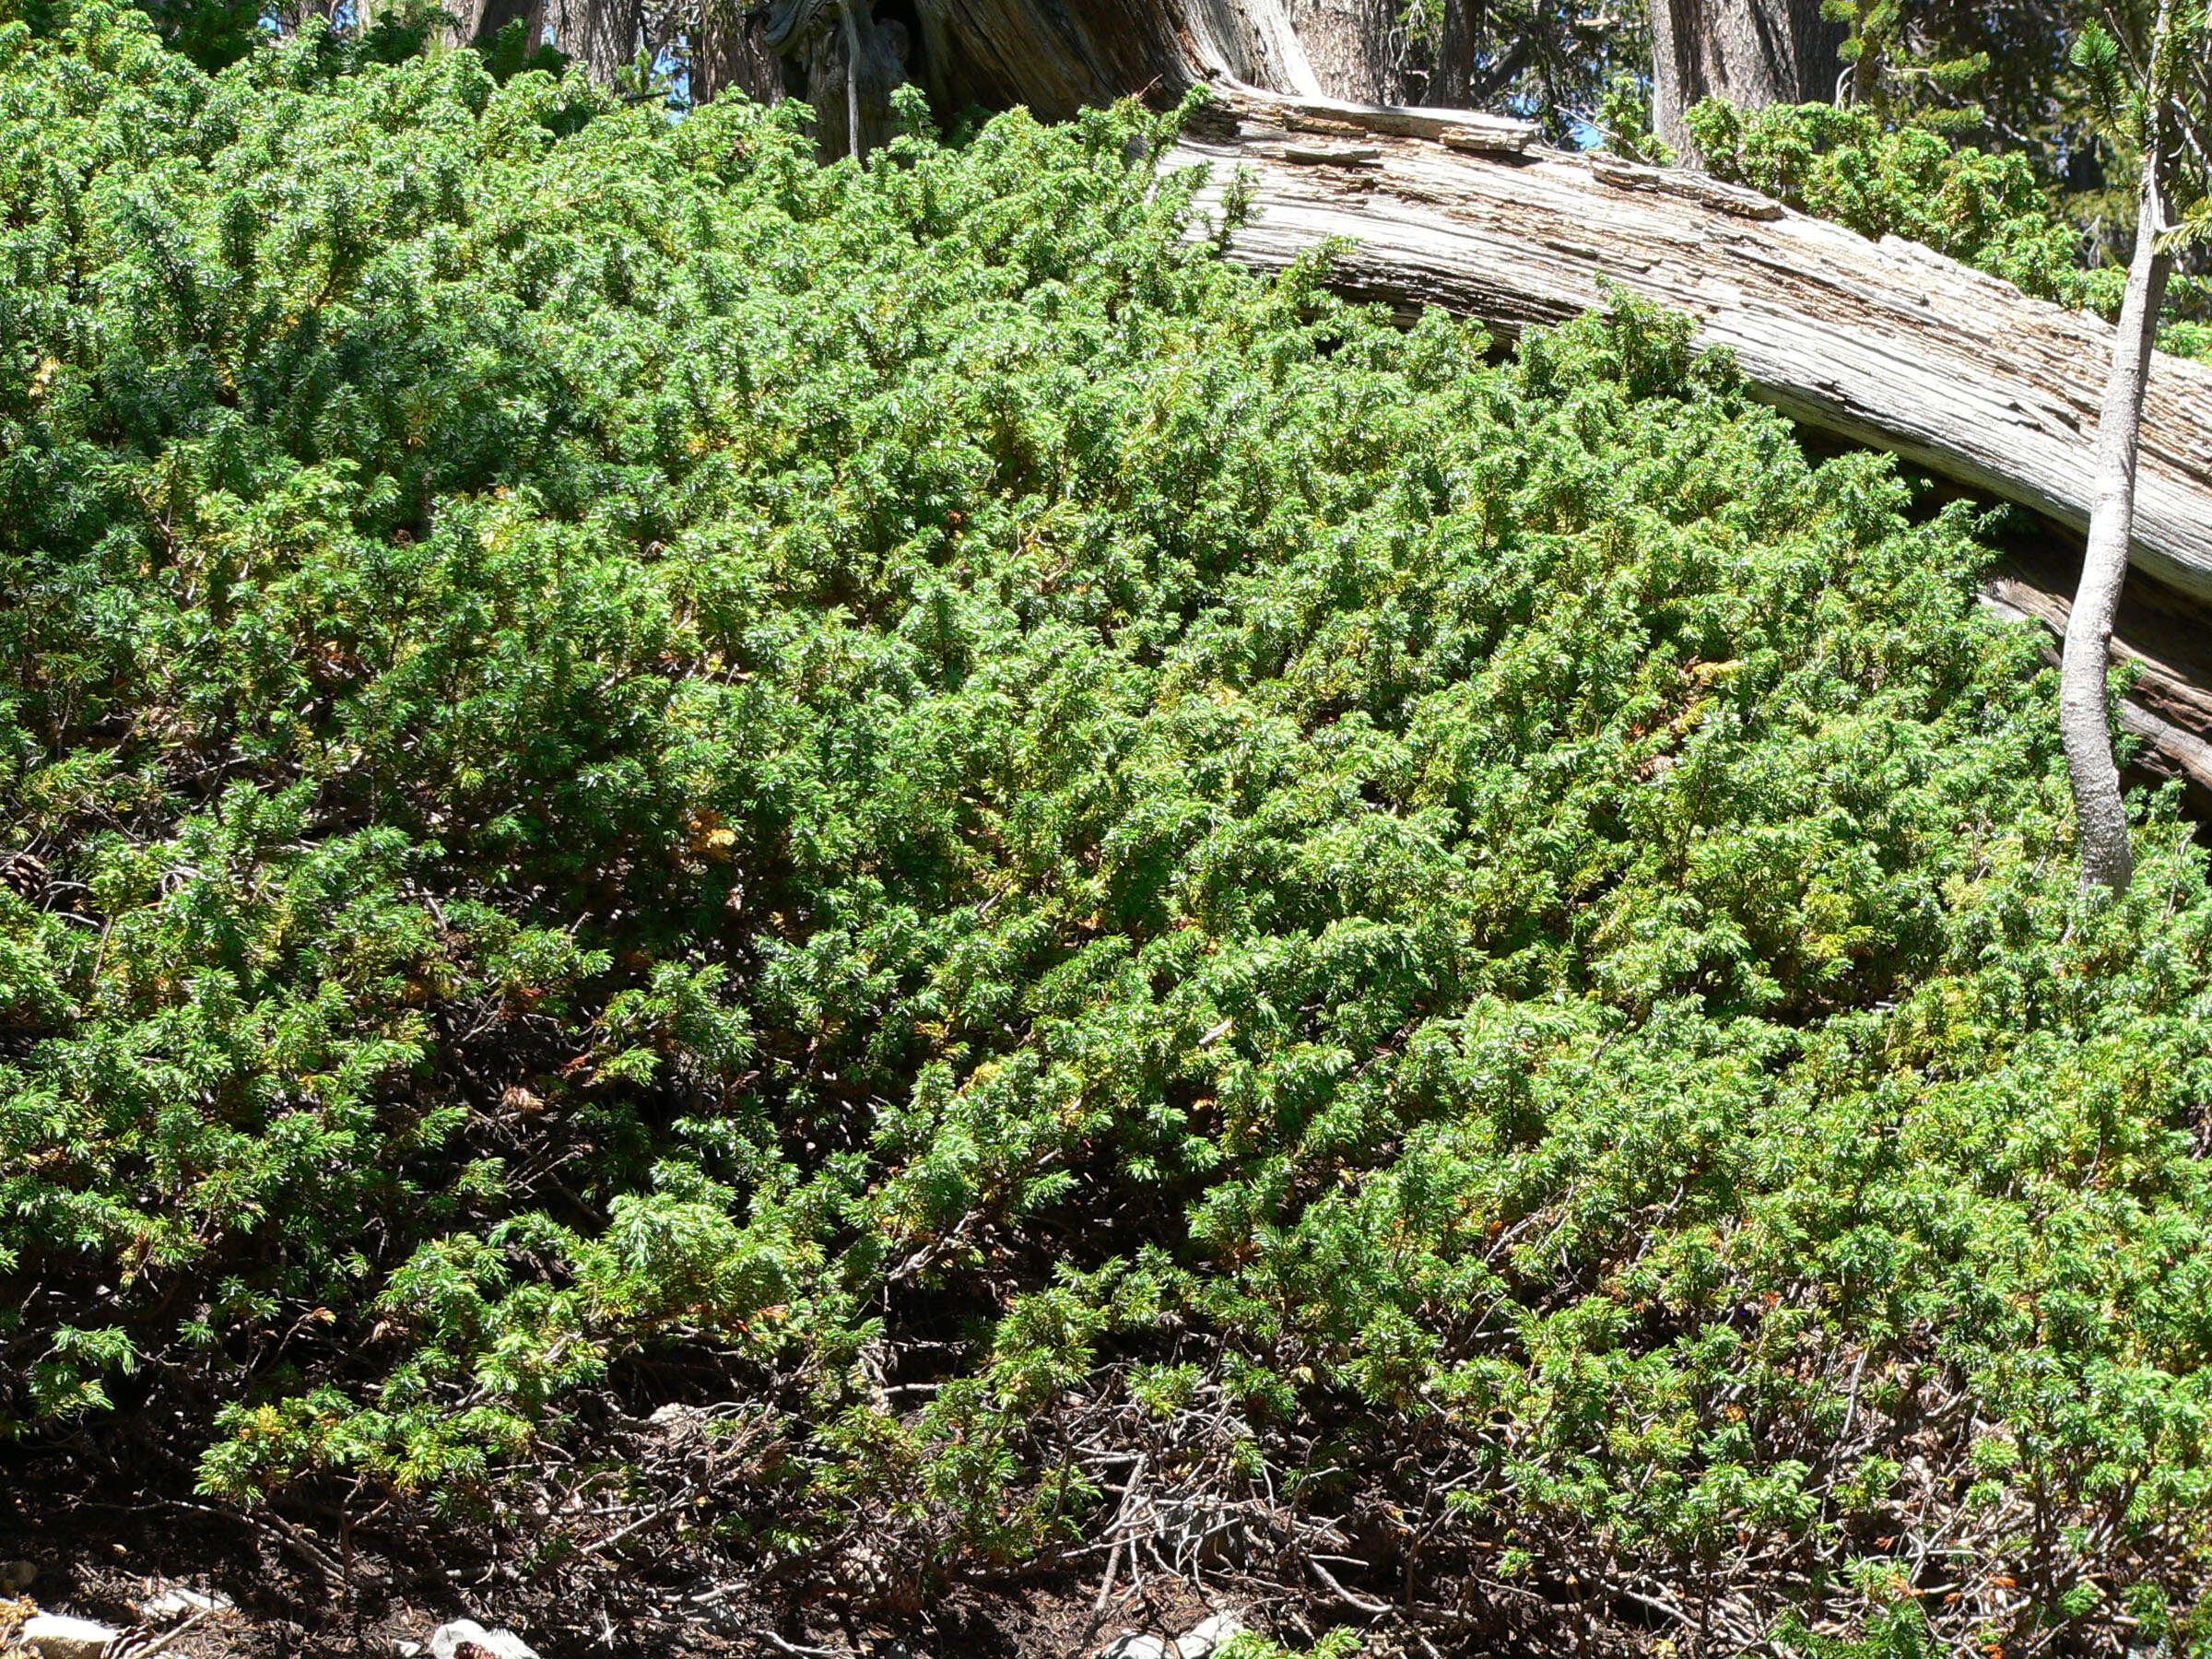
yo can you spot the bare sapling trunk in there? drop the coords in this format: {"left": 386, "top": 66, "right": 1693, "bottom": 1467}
{"left": 2061, "top": 4, "right": 2179, "bottom": 895}
{"left": 2062, "top": 182, "right": 2173, "bottom": 891}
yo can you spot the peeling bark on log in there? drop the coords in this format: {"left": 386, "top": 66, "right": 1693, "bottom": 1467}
{"left": 1167, "top": 88, "right": 2212, "bottom": 786}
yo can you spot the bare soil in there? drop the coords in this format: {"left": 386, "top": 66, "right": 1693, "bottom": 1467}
{"left": 1, "top": 1457, "right": 1231, "bottom": 1659}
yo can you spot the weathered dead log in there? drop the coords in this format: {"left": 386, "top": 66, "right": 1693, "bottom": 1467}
{"left": 1165, "top": 88, "right": 2212, "bottom": 792}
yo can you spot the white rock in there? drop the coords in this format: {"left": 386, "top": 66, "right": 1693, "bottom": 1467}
{"left": 394, "top": 1643, "right": 423, "bottom": 1657}
{"left": 1180, "top": 1612, "right": 1245, "bottom": 1657}
{"left": 146, "top": 1587, "right": 232, "bottom": 1618}
{"left": 1100, "top": 1613, "right": 1245, "bottom": 1659}
{"left": 22, "top": 1614, "right": 121, "bottom": 1659}
{"left": 429, "top": 1619, "right": 541, "bottom": 1659}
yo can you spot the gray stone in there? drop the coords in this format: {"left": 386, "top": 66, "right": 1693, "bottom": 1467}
{"left": 1147, "top": 1496, "right": 1254, "bottom": 1567}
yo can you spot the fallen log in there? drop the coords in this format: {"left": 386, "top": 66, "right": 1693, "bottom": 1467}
{"left": 1168, "top": 87, "right": 2212, "bottom": 794}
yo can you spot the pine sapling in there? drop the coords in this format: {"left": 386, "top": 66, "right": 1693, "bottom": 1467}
{"left": 2060, "top": 0, "right": 2208, "bottom": 892}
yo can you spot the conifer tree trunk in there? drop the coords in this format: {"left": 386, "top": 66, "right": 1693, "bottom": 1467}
{"left": 732, "top": 0, "right": 1840, "bottom": 159}
{"left": 745, "top": 0, "right": 1318, "bottom": 152}
{"left": 1430, "top": 0, "right": 1477, "bottom": 105}
{"left": 541, "top": 0, "right": 643, "bottom": 81}
{"left": 1288, "top": 0, "right": 1404, "bottom": 101}
{"left": 692, "top": 4, "right": 785, "bottom": 103}
{"left": 767, "top": 0, "right": 912, "bottom": 157}
{"left": 1648, "top": 0, "right": 1844, "bottom": 156}
{"left": 439, "top": 0, "right": 545, "bottom": 52}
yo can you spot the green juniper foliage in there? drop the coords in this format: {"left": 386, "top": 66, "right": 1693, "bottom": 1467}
{"left": 1218, "top": 1635, "right": 1362, "bottom": 1659}
{"left": 1821, "top": 0, "right": 2079, "bottom": 147}
{"left": 5, "top": 6, "right": 2212, "bottom": 1649}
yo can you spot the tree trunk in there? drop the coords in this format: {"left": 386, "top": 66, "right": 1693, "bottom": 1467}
{"left": 1430, "top": 0, "right": 1476, "bottom": 106}
{"left": 439, "top": 0, "right": 546, "bottom": 52}
{"left": 541, "top": 0, "right": 644, "bottom": 81}
{"left": 1288, "top": 0, "right": 1402, "bottom": 101}
{"left": 524, "top": 0, "right": 777, "bottom": 92}
{"left": 766, "top": 0, "right": 912, "bottom": 157}
{"left": 1649, "top": 0, "right": 1844, "bottom": 156}
{"left": 754, "top": 0, "right": 1318, "bottom": 151}
{"left": 692, "top": 3, "right": 786, "bottom": 103}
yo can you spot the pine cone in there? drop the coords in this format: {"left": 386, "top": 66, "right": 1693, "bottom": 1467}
{"left": 0, "top": 853, "right": 45, "bottom": 901}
